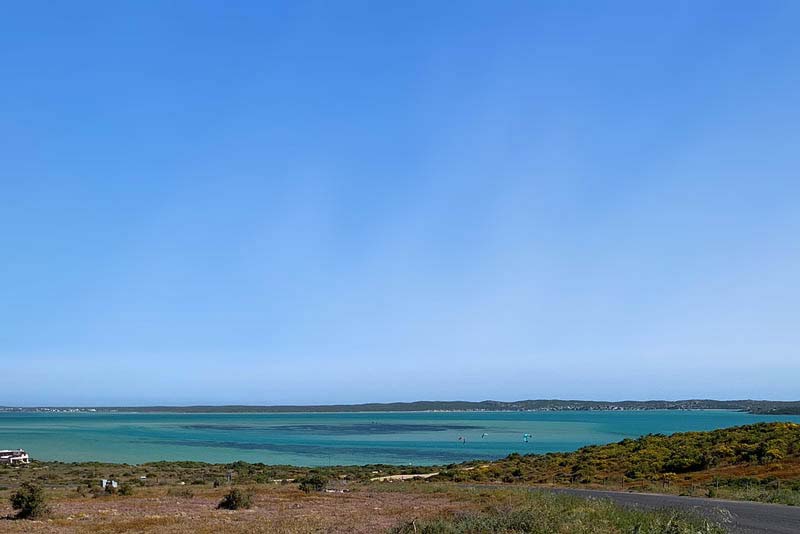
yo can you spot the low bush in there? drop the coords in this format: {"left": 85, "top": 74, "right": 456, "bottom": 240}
{"left": 10, "top": 483, "right": 51, "bottom": 519}
{"left": 217, "top": 487, "right": 253, "bottom": 510}
{"left": 298, "top": 474, "right": 327, "bottom": 493}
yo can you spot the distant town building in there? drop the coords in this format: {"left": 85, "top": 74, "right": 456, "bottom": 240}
{"left": 101, "top": 479, "right": 119, "bottom": 489}
{"left": 0, "top": 449, "right": 30, "bottom": 464}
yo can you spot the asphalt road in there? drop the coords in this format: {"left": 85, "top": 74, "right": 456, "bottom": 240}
{"left": 541, "top": 487, "right": 800, "bottom": 534}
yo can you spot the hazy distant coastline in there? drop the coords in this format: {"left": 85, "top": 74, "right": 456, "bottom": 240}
{"left": 3, "top": 399, "right": 800, "bottom": 415}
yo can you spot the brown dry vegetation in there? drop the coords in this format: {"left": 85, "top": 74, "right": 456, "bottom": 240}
{"left": 0, "top": 483, "right": 726, "bottom": 534}
{"left": 0, "top": 484, "right": 464, "bottom": 533}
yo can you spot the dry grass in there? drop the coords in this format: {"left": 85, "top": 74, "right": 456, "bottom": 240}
{"left": 0, "top": 484, "right": 466, "bottom": 533}
{"left": 0, "top": 483, "right": 728, "bottom": 533}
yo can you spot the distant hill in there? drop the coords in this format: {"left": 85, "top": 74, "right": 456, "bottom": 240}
{"left": 3, "top": 399, "right": 800, "bottom": 414}
{"left": 746, "top": 404, "right": 800, "bottom": 415}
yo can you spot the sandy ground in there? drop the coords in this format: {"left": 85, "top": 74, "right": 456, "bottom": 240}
{"left": 369, "top": 472, "right": 439, "bottom": 482}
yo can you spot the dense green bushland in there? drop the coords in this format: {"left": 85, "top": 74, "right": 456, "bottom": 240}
{"left": 433, "top": 422, "right": 800, "bottom": 505}
{"left": 438, "top": 422, "right": 800, "bottom": 483}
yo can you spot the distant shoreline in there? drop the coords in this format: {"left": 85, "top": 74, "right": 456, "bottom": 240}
{"left": 2, "top": 399, "right": 800, "bottom": 415}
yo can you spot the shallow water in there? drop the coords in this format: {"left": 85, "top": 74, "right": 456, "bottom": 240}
{"left": 1, "top": 410, "right": 798, "bottom": 466}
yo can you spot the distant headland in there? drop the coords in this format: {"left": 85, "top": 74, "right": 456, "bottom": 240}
{"left": 2, "top": 399, "right": 799, "bottom": 415}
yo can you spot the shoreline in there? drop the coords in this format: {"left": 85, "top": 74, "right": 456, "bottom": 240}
{"left": 3, "top": 397, "right": 800, "bottom": 416}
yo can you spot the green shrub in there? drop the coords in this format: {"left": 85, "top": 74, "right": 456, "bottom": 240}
{"left": 10, "top": 483, "right": 51, "bottom": 519}
{"left": 217, "top": 487, "right": 253, "bottom": 510}
{"left": 437, "top": 422, "right": 800, "bottom": 490}
{"left": 298, "top": 474, "right": 327, "bottom": 493}
{"left": 118, "top": 483, "right": 135, "bottom": 496}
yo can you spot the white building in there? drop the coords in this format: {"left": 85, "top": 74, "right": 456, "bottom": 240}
{"left": 0, "top": 449, "right": 30, "bottom": 464}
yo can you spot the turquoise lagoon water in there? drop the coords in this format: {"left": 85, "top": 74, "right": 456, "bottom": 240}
{"left": 1, "top": 410, "right": 798, "bottom": 466}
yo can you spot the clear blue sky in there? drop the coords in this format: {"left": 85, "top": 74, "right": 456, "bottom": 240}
{"left": 2, "top": 1, "right": 799, "bottom": 406}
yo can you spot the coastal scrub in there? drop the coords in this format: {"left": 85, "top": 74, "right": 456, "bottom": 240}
{"left": 9, "top": 482, "right": 50, "bottom": 519}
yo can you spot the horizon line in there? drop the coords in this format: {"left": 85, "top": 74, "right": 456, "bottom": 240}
{"left": 3, "top": 398, "right": 800, "bottom": 409}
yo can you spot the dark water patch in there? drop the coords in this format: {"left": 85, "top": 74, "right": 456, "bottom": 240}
{"left": 272, "top": 423, "right": 481, "bottom": 434}
{"left": 182, "top": 424, "right": 257, "bottom": 431}
{"left": 180, "top": 423, "right": 481, "bottom": 434}
{"left": 148, "top": 439, "right": 495, "bottom": 463}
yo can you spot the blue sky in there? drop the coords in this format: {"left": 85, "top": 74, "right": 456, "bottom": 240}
{"left": 2, "top": 1, "right": 799, "bottom": 405}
